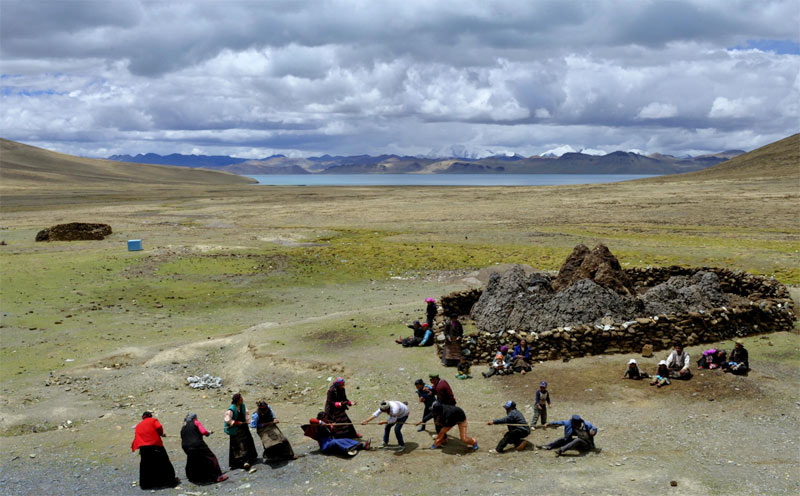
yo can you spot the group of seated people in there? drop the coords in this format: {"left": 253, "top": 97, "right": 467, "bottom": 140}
{"left": 482, "top": 339, "right": 534, "bottom": 377}
{"left": 623, "top": 340, "right": 750, "bottom": 388}
{"left": 395, "top": 320, "right": 434, "bottom": 347}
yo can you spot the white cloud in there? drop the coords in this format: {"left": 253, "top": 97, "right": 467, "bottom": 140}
{"left": 638, "top": 102, "right": 679, "bottom": 119}
{"left": 708, "top": 96, "right": 762, "bottom": 118}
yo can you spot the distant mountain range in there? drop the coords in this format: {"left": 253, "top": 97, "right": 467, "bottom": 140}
{"left": 108, "top": 149, "right": 745, "bottom": 175}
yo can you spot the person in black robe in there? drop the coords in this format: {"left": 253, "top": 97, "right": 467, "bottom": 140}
{"left": 224, "top": 393, "right": 258, "bottom": 470}
{"left": 180, "top": 413, "right": 227, "bottom": 484}
{"left": 324, "top": 377, "right": 360, "bottom": 438}
{"left": 425, "top": 298, "right": 437, "bottom": 330}
{"left": 131, "top": 411, "right": 180, "bottom": 490}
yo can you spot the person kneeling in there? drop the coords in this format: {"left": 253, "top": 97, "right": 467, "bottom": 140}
{"left": 488, "top": 401, "right": 530, "bottom": 454}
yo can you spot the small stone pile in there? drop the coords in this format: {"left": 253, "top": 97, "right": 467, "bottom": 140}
{"left": 35, "top": 222, "right": 112, "bottom": 241}
{"left": 187, "top": 374, "right": 223, "bottom": 389}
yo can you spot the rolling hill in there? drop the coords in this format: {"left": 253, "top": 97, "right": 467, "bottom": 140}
{"left": 0, "top": 139, "right": 256, "bottom": 188}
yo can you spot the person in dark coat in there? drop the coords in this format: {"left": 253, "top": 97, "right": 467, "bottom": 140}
{"left": 418, "top": 402, "right": 478, "bottom": 451}
{"left": 250, "top": 400, "right": 296, "bottom": 462}
{"left": 415, "top": 379, "right": 437, "bottom": 432}
{"left": 488, "top": 401, "right": 530, "bottom": 453}
{"left": 425, "top": 298, "right": 437, "bottom": 330}
{"left": 442, "top": 315, "right": 464, "bottom": 366}
{"left": 540, "top": 414, "right": 597, "bottom": 456}
{"left": 180, "top": 413, "right": 227, "bottom": 484}
{"left": 324, "top": 377, "right": 360, "bottom": 438}
{"left": 724, "top": 340, "right": 750, "bottom": 375}
{"left": 622, "top": 359, "right": 648, "bottom": 380}
{"left": 428, "top": 374, "right": 456, "bottom": 405}
{"left": 131, "top": 411, "right": 180, "bottom": 489}
{"left": 396, "top": 321, "right": 428, "bottom": 347}
{"left": 224, "top": 393, "right": 258, "bottom": 470}
{"left": 301, "top": 412, "right": 370, "bottom": 457}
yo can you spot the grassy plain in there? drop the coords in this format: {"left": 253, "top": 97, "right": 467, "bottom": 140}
{"left": 0, "top": 137, "right": 799, "bottom": 494}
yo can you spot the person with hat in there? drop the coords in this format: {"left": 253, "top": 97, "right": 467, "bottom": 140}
{"left": 418, "top": 401, "right": 478, "bottom": 452}
{"left": 131, "top": 411, "right": 180, "bottom": 489}
{"left": 425, "top": 297, "right": 437, "bottom": 330}
{"left": 665, "top": 343, "right": 692, "bottom": 380}
{"left": 361, "top": 400, "right": 410, "bottom": 450}
{"left": 649, "top": 361, "right": 671, "bottom": 388}
{"left": 396, "top": 320, "right": 428, "bottom": 347}
{"left": 531, "top": 381, "right": 552, "bottom": 429}
{"left": 414, "top": 379, "right": 437, "bottom": 432}
{"left": 622, "top": 359, "right": 648, "bottom": 380}
{"left": 482, "top": 346, "right": 511, "bottom": 378}
{"left": 224, "top": 393, "right": 258, "bottom": 470}
{"left": 539, "top": 414, "right": 597, "bottom": 456}
{"left": 180, "top": 412, "right": 227, "bottom": 484}
{"left": 324, "top": 377, "right": 360, "bottom": 438}
{"left": 250, "top": 399, "right": 296, "bottom": 462}
{"left": 488, "top": 401, "right": 530, "bottom": 454}
{"left": 723, "top": 339, "right": 749, "bottom": 375}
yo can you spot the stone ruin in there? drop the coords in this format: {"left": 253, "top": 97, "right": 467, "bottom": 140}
{"left": 186, "top": 374, "right": 223, "bottom": 389}
{"left": 35, "top": 222, "right": 112, "bottom": 242}
{"left": 434, "top": 244, "right": 796, "bottom": 364}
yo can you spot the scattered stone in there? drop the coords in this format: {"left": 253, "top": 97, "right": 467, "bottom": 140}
{"left": 641, "top": 344, "right": 654, "bottom": 357}
{"left": 187, "top": 374, "right": 223, "bottom": 389}
{"left": 670, "top": 480, "right": 678, "bottom": 487}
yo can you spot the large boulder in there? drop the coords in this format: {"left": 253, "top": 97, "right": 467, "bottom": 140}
{"left": 552, "top": 243, "right": 634, "bottom": 296}
{"left": 470, "top": 265, "right": 552, "bottom": 332}
{"left": 35, "top": 223, "right": 112, "bottom": 242}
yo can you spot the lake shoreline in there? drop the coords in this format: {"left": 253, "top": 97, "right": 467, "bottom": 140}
{"left": 246, "top": 173, "right": 659, "bottom": 186}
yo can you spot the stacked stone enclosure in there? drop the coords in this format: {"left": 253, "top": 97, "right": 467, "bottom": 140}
{"left": 436, "top": 266, "right": 796, "bottom": 364}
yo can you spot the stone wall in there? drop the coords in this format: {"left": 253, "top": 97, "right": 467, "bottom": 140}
{"left": 435, "top": 266, "right": 796, "bottom": 364}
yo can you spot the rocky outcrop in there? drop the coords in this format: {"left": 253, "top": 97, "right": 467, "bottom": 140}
{"left": 35, "top": 223, "right": 112, "bottom": 241}
{"left": 552, "top": 243, "right": 634, "bottom": 295}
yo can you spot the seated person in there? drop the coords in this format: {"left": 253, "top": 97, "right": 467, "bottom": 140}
{"left": 483, "top": 347, "right": 511, "bottom": 378}
{"left": 649, "top": 361, "right": 671, "bottom": 388}
{"left": 510, "top": 339, "right": 532, "bottom": 374}
{"left": 456, "top": 357, "right": 472, "bottom": 380}
{"left": 396, "top": 321, "right": 428, "bottom": 347}
{"left": 301, "top": 412, "right": 370, "bottom": 457}
{"left": 622, "top": 359, "right": 648, "bottom": 380}
{"left": 723, "top": 340, "right": 749, "bottom": 375}
{"left": 666, "top": 344, "right": 692, "bottom": 380}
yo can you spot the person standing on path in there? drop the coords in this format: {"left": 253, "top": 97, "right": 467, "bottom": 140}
{"left": 488, "top": 401, "right": 531, "bottom": 453}
{"left": 131, "top": 411, "right": 180, "bottom": 489}
{"left": 531, "top": 381, "right": 552, "bottom": 429}
{"left": 425, "top": 298, "right": 437, "bottom": 331}
{"left": 361, "top": 400, "right": 410, "bottom": 450}
{"left": 224, "top": 393, "right": 258, "bottom": 470}
{"left": 324, "top": 377, "right": 360, "bottom": 438}
{"left": 180, "top": 413, "right": 227, "bottom": 484}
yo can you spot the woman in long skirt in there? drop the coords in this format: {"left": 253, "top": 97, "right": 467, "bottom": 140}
{"left": 131, "top": 411, "right": 180, "bottom": 489}
{"left": 251, "top": 400, "right": 296, "bottom": 461}
{"left": 224, "top": 393, "right": 258, "bottom": 470}
{"left": 324, "top": 377, "right": 360, "bottom": 438}
{"left": 180, "top": 413, "right": 228, "bottom": 484}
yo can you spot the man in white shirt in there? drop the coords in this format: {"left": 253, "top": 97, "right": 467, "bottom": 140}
{"left": 666, "top": 344, "right": 692, "bottom": 380}
{"left": 361, "top": 400, "right": 410, "bottom": 449}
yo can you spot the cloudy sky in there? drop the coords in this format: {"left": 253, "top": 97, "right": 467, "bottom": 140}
{"left": 1, "top": 0, "right": 798, "bottom": 158}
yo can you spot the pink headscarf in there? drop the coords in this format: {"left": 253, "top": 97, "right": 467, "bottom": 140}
{"left": 425, "top": 298, "right": 435, "bottom": 303}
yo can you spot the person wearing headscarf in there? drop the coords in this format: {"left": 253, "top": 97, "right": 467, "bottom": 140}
{"left": 224, "top": 393, "right": 258, "bottom": 470}
{"left": 425, "top": 298, "right": 437, "bottom": 330}
{"left": 539, "top": 414, "right": 597, "bottom": 456}
{"left": 418, "top": 401, "right": 478, "bottom": 452}
{"left": 488, "top": 400, "right": 530, "bottom": 454}
{"left": 324, "top": 377, "right": 360, "bottom": 438}
{"left": 250, "top": 400, "right": 296, "bottom": 462}
{"left": 622, "top": 359, "right": 648, "bottom": 380}
{"left": 301, "top": 412, "right": 370, "bottom": 457}
{"left": 131, "top": 411, "right": 180, "bottom": 489}
{"left": 180, "top": 413, "right": 227, "bottom": 484}
{"left": 649, "top": 361, "right": 671, "bottom": 388}
{"left": 510, "top": 339, "right": 532, "bottom": 374}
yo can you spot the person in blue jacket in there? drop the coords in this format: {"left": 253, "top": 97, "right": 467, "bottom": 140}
{"left": 539, "top": 414, "right": 597, "bottom": 456}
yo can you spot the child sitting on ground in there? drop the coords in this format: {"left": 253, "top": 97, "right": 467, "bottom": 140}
{"left": 622, "top": 359, "right": 648, "bottom": 380}
{"left": 456, "top": 358, "right": 472, "bottom": 380}
{"left": 649, "top": 360, "right": 671, "bottom": 388}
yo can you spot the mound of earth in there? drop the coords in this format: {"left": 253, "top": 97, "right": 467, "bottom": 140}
{"left": 552, "top": 243, "right": 634, "bottom": 295}
{"left": 471, "top": 244, "right": 734, "bottom": 333}
{"left": 35, "top": 223, "right": 112, "bottom": 242}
